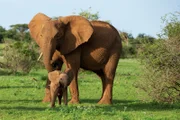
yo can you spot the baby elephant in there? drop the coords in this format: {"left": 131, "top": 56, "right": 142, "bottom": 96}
{"left": 48, "top": 69, "right": 73, "bottom": 107}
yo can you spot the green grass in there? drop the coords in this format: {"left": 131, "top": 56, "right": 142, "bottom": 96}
{"left": 0, "top": 59, "right": 179, "bottom": 120}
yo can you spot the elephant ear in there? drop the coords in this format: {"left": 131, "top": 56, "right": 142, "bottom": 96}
{"left": 48, "top": 71, "right": 61, "bottom": 83}
{"left": 28, "top": 13, "right": 51, "bottom": 47}
{"left": 58, "top": 16, "right": 93, "bottom": 54}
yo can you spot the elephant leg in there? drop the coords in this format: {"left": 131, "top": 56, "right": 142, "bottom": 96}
{"left": 42, "top": 79, "right": 51, "bottom": 102}
{"left": 63, "top": 88, "right": 68, "bottom": 105}
{"left": 93, "top": 70, "right": 106, "bottom": 98}
{"left": 98, "top": 52, "right": 120, "bottom": 105}
{"left": 58, "top": 95, "right": 62, "bottom": 105}
{"left": 68, "top": 70, "right": 79, "bottom": 104}
{"left": 65, "top": 49, "right": 81, "bottom": 104}
{"left": 58, "top": 89, "right": 63, "bottom": 105}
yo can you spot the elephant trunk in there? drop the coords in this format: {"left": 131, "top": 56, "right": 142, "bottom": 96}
{"left": 43, "top": 38, "right": 56, "bottom": 72}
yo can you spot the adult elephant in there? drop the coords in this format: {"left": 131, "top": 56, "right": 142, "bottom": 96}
{"left": 28, "top": 13, "right": 122, "bottom": 104}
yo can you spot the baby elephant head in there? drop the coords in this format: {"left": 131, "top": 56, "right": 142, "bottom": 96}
{"left": 48, "top": 69, "right": 73, "bottom": 107}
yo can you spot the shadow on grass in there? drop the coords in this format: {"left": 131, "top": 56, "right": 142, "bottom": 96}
{"left": 0, "top": 86, "right": 36, "bottom": 89}
{"left": 0, "top": 99, "right": 42, "bottom": 104}
{"left": 81, "top": 99, "right": 136, "bottom": 104}
{"left": 0, "top": 106, "right": 47, "bottom": 111}
{"left": 108, "top": 100, "right": 180, "bottom": 111}
{"left": 81, "top": 99, "right": 180, "bottom": 111}
{"left": 0, "top": 99, "right": 47, "bottom": 111}
{"left": 0, "top": 99, "right": 179, "bottom": 112}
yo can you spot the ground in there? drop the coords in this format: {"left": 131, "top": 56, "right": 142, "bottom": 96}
{"left": 0, "top": 59, "right": 179, "bottom": 120}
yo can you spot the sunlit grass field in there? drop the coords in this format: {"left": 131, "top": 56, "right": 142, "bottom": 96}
{"left": 0, "top": 59, "right": 179, "bottom": 120}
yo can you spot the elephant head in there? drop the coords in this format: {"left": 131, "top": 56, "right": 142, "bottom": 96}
{"left": 28, "top": 13, "right": 93, "bottom": 72}
{"left": 48, "top": 69, "right": 73, "bottom": 107}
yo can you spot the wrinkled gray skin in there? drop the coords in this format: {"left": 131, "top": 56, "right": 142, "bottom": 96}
{"left": 48, "top": 69, "right": 73, "bottom": 107}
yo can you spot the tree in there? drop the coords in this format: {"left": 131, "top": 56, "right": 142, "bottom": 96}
{"left": 0, "top": 26, "right": 6, "bottom": 42}
{"left": 5, "top": 29, "right": 20, "bottom": 40}
{"left": 74, "top": 8, "right": 111, "bottom": 23}
{"left": 135, "top": 33, "right": 155, "bottom": 44}
{"left": 78, "top": 8, "right": 99, "bottom": 21}
{"left": 137, "top": 33, "right": 145, "bottom": 38}
{"left": 0, "top": 34, "right": 3, "bottom": 43}
{"left": 10, "top": 24, "right": 28, "bottom": 33}
{"left": 160, "top": 12, "right": 180, "bottom": 38}
{"left": 127, "top": 33, "right": 134, "bottom": 39}
{"left": 137, "top": 12, "right": 180, "bottom": 103}
{"left": 120, "top": 32, "right": 138, "bottom": 58}
{"left": 10, "top": 24, "right": 29, "bottom": 41}
{"left": 163, "top": 21, "right": 180, "bottom": 38}
{"left": 0, "top": 26, "right": 6, "bottom": 33}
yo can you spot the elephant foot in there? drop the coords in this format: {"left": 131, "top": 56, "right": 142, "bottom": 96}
{"left": 98, "top": 98, "right": 112, "bottom": 105}
{"left": 42, "top": 98, "right": 51, "bottom": 103}
{"left": 68, "top": 99, "right": 79, "bottom": 104}
{"left": 42, "top": 96, "right": 51, "bottom": 103}
{"left": 42, "top": 88, "right": 51, "bottom": 102}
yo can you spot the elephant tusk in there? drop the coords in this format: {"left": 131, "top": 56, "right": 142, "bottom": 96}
{"left": 37, "top": 52, "right": 43, "bottom": 61}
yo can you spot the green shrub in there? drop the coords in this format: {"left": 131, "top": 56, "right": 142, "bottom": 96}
{"left": 137, "top": 39, "right": 180, "bottom": 103}
{"left": 136, "top": 12, "right": 180, "bottom": 103}
{"left": 121, "top": 34, "right": 156, "bottom": 59}
{"left": 121, "top": 44, "right": 137, "bottom": 58}
{"left": 2, "top": 41, "right": 40, "bottom": 73}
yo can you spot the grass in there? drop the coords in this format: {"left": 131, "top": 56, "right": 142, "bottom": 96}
{"left": 0, "top": 59, "right": 179, "bottom": 120}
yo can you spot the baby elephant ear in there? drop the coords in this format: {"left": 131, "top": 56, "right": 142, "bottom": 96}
{"left": 48, "top": 71, "right": 61, "bottom": 82}
{"left": 59, "top": 73, "right": 69, "bottom": 87}
{"left": 59, "top": 69, "right": 73, "bottom": 87}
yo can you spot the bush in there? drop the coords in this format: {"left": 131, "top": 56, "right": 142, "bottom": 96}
{"left": 136, "top": 12, "right": 180, "bottom": 103}
{"left": 121, "top": 44, "right": 137, "bottom": 58}
{"left": 137, "top": 38, "right": 180, "bottom": 103}
{"left": 2, "top": 41, "right": 40, "bottom": 73}
{"left": 121, "top": 34, "right": 156, "bottom": 59}
{"left": 0, "top": 34, "right": 4, "bottom": 43}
